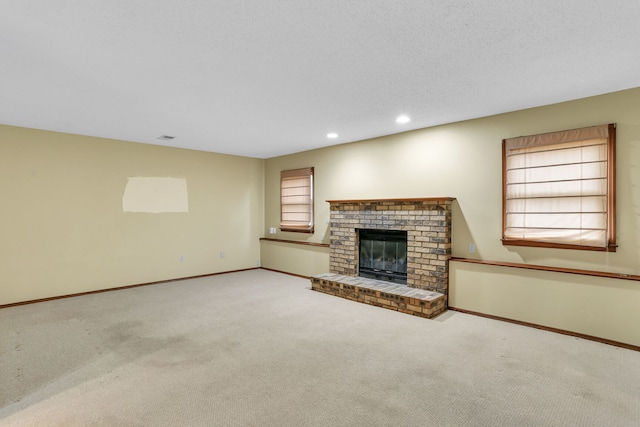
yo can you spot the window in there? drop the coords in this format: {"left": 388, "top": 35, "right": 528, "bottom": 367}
{"left": 502, "top": 124, "right": 616, "bottom": 251}
{"left": 280, "top": 167, "right": 314, "bottom": 233}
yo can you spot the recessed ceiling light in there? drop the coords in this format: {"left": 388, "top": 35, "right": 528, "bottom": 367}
{"left": 396, "top": 115, "right": 411, "bottom": 124}
{"left": 327, "top": 133, "right": 338, "bottom": 139}
{"left": 157, "top": 135, "right": 176, "bottom": 141}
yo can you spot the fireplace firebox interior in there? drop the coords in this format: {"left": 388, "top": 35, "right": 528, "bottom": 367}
{"left": 358, "top": 228, "right": 408, "bottom": 284}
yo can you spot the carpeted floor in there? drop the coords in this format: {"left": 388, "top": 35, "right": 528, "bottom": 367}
{"left": 1, "top": 269, "right": 638, "bottom": 426}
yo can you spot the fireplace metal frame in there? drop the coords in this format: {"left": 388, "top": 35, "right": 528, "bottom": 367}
{"left": 358, "top": 228, "right": 408, "bottom": 284}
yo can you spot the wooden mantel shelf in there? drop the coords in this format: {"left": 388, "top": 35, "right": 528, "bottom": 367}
{"left": 326, "top": 197, "right": 456, "bottom": 204}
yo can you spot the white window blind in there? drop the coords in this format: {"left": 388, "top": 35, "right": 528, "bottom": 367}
{"left": 280, "top": 167, "right": 314, "bottom": 233}
{"left": 503, "top": 124, "right": 615, "bottom": 251}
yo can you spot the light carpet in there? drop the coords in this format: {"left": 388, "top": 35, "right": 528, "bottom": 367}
{"left": 1, "top": 269, "right": 638, "bottom": 426}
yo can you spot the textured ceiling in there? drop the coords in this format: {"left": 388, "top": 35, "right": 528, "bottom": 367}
{"left": 2, "top": 1, "right": 640, "bottom": 158}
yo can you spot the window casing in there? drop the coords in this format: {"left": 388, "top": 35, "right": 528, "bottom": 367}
{"left": 502, "top": 124, "right": 616, "bottom": 251}
{"left": 280, "top": 167, "right": 314, "bottom": 233}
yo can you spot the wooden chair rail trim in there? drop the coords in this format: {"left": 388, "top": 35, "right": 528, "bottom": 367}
{"left": 260, "top": 237, "right": 330, "bottom": 248}
{"left": 450, "top": 257, "right": 640, "bottom": 282}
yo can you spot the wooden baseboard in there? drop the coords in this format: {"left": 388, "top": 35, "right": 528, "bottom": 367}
{"left": 259, "top": 267, "right": 311, "bottom": 279}
{"left": 448, "top": 306, "right": 639, "bottom": 352}
{"left": 7, "top": 269, "right": 634, "bottom": 352}
{"left": 0, "top": 268, "right": 260, "bottom": 309}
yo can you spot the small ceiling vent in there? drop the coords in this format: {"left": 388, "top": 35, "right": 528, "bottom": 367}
{"left": 157, "top": 135, "right": 176, "bottom": 141}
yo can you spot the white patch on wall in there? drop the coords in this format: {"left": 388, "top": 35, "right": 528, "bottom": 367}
{"left": 122, "top": 177, "right": 189, "bottom": 213}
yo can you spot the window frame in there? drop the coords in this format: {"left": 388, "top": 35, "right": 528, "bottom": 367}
{"left": 501, "top": 123, "right": 616, "bottom": 252}
{"left": 280, "top": 167, "right": 314, "bottom": 234}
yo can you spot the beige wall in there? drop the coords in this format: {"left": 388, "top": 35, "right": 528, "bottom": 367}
{"left": 0, "top": 125, "right": 264, "bottom": 305}
{"left": 3, "top": 88, "right": 639, "bottom": 346}
{"left": 260, "top": 240, "right": 329, "bottom": 278}
{"left": 262, "top": 87, "right": 640, "bottom": 346}
{"left": 450, "top": 261, "right": 640, "bottom": 346}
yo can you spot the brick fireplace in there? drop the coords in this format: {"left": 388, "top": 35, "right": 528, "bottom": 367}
{"left": 311, "top": 198, "right": 454, "bottom": 318}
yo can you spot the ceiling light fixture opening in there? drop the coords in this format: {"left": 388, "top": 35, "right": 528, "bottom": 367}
{"left": 157, "top": 135, "right": 176, "bottom": 141}
{"left": 327, "top": 133, "right": 338, "bottom": 139}
{"left": 396, "top": 115, "right": 411, "bottom": 124}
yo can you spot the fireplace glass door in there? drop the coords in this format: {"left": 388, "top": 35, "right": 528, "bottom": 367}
{"left": 358, "top": 229, "right": 407, "bottom": 284}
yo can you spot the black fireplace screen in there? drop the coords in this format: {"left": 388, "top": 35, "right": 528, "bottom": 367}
{"left": 358, "top": 229, "right": 407, "bottom": 284}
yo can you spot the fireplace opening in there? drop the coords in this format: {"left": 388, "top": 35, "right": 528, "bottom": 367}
{"left": 358, "top": 229, "right": 407, "bottom": 284}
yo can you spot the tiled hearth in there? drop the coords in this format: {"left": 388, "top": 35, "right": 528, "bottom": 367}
{"left": 311, "top": 198, "right": 454, "bottom": 319}
{"left": 312, "top": 273, "right": 447, "bottom": 318}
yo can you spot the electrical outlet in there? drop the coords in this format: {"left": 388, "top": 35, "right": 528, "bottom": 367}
{"left": 256, "top": 260, "right": 260, "bottom": 266}
{"left": 179, "top": 255, "right": 184, "bottom": 262}
{"left": 468, "top": 243, "right": 476, "bottom": 253}
{"left": 220, "top": 251, "right": 225, "bottom": 258}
